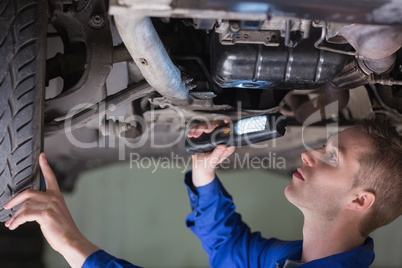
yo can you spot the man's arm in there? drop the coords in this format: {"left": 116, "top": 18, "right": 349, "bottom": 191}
{"left": 4, "top": 153, "right": 141, "bottom": 268}
{"left": 186, "top": 122, "right": 288, "bottom": 267}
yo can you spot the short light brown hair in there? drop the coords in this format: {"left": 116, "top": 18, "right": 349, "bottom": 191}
{"left": 353, "top": 115, "right": 402, "bottom": 237}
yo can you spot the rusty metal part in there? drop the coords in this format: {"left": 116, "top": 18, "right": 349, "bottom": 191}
{"left": 313, "top": 21, "right": 356, "bottom": 56}
{"left": 45, "top": 0, "right": 113, "bottom": 122}
{"left": 373, "top": 78, "right": 402, "bottom": 86}
{"left": 99, "top": 116, "right": 140, "bottom": 140}
{"left": 330, "top": 57, "right": 402, "bottom": 89}
{"left": 170, "top": 55, "right": 215, "bottom": 91}
{"left": 45, "top": 81, "right": 155, "bottom": 136}
{"left": 216, "top": 21, "right": 271, "bottom": 46}
{"left": 324, "top": 22, "right": 402, "bottom": 87}
{"left": 331, "top": 59, "right": 370, "bottom": 89}
{"left": 113, "top": 15, "right": 189, "bottom": 101}
{"left": 358, "top": 54, "right": 397, "bottom": 75}
{"left": 200, "top": 18, "right": 311, "bottom": 47}
{"left": 338, "top": 24, "right": 402, "bottom": 60}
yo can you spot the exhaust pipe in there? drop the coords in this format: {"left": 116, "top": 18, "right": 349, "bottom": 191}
{"left": 338, "top": 24, "right": 402, "bottom": 75}
{"left": 114, "top": 15, "right": 189, "bottom": 101}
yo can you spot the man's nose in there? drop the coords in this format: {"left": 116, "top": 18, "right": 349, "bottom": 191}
{"left": 301, "top": 150, "right": 315, "bottom": 167}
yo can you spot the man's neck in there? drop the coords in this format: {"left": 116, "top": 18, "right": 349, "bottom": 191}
{"left": 301, "top": 213, "right": 366, "bottom": 263}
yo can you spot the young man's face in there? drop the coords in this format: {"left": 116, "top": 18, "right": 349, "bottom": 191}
{"left": 284, "top": 127, "right": 373, "bottom": 218}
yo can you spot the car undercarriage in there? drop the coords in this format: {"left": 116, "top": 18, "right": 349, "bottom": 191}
{"left": 1, "top": 0, "right": 402, "bottom": 216}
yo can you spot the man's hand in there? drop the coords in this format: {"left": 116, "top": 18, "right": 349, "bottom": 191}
{"left": 4, "top": 153, "right": 99, "bottom": 268}
{"left": 188, "top": 119, "right": 235, "bottom": 187}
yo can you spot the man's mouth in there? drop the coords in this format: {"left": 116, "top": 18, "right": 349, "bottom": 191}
{"left": 292, "top": 167, "right": 305, "bottom": 181}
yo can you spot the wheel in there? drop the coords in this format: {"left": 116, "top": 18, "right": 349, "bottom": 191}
{"left": 0, "top": 0, "right": 47, "bottom": 221}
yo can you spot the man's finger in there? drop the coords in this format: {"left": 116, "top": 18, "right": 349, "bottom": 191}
{"left": 205, "top": 121, "right": 224, "bottom": 134}
{"left": 7, "top": 210, "right": 46, "bottom": 231}
{"left": 218, "top": 146, "right": 235, "bottom": 164}
{"left": 39, "top": 153, "right": 60, "bottom": 192}
{"left": 5, "top": 201, "right": 47, "bottom": 228}
{"left": 210, "top": 145, "right": 227, "bottom": 159}
{"left": 3, "top": 189, "right": 48, "bottom": 210}
{"left": 187, "top": 127, "right": 195, "bottom": 138}
{"left": 192, "top": 128, "right": 205, "bottom": 138}
{"left": 188, "top": 120, "right": 230, "bottom": 138}
{"left": 188, "top": 124, "right": 205, "bottom": 138}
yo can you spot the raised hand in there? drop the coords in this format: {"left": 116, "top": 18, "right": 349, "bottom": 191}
{"left": 188, "top": 119, "right": 235, "bottom": 187}
{"left": 4, "top": 153, "right": 99, "bottom": 268}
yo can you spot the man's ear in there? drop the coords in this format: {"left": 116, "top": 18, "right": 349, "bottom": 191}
{"left": 347, "top": 191, "right": 375, "bottom": 211}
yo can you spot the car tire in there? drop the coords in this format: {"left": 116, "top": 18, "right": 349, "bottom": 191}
{"left": 0, "top": 0, "right": 47, "bottom": 221}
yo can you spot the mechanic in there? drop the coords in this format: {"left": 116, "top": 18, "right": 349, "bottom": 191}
{"left": 3, "top": 117, "right": 401, "bottom": 267}
{"left": 185, "top": 116, "right": 402, "bottom": 267}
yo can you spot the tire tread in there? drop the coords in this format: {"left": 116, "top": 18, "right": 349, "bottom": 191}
{"left": 0, "top": 0, "right": 44, "bottom": 221}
